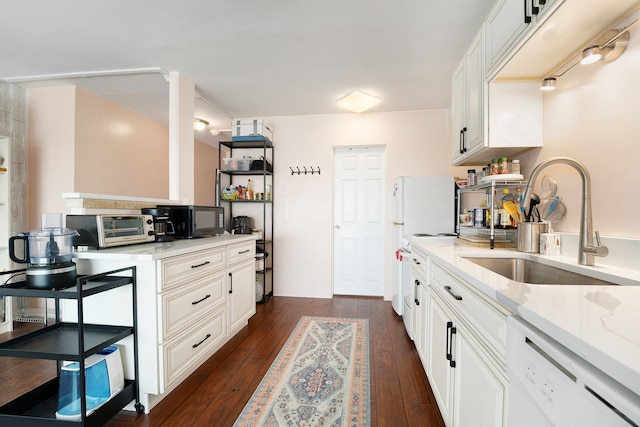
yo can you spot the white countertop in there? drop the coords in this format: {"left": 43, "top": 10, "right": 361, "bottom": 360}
{"left": 411, "top": 239, "right": 640, "bottom": 397}
{"left": 72, "top": 234, "right": 258, "bottom": 261}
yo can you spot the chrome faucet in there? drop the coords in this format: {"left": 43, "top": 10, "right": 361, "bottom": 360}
{"left": 521, "top": 156, "right": 608, "bottom": 266}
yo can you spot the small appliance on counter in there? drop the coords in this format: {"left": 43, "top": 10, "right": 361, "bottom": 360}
{"left": 232, "top": 215, "right": 253, "bottom": 234}
{"left": 141, "top": 207, "right": 175, "bottom": 242}
{"left": 158, "top": 205, "right": 224, "bottom": 238}
{"left": 9, "top": 213, "right": 78, "bottom": 289}
{"left": 55, "top": 346, "right": 125, "bottom": 421}
{"left": 66, "top": 214, "right": 155, "bottom": 249}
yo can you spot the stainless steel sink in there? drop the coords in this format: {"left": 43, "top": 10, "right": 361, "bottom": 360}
{"left": 463, "top": 257, "right": 618, "bottom": 285}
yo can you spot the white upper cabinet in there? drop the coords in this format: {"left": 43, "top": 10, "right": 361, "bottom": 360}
{"left": 491, "top": 0, "right": 639, "bottom": 80}
{"left": 451, "top": 28, "right": 486, "bottom": 166}
{"left": 485, "top": 0, "right": 564, "bottom": 77}
{"left": 451, "top": 0, "right": 639, "bottom": 166}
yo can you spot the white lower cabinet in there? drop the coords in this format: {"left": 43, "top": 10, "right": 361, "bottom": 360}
{"left": 428, "top": 291, "right": 456, "bottom": 426}
{"left": 411, "top": 254, "right": 429, "bottom": 371}
{"left": 227, "top": 241, "right": 256, "bottom": 334}
{"left": 74, "top": 237, "right": 257, "bottom": 413}
{"left": 227, "top": 259, "right": 256, "bottom": 333}
{"left": 426, "top": 260, "right": 509, "bottom": 427}
{"left": 454, "top": 330, "right": 506, "bottom": 427}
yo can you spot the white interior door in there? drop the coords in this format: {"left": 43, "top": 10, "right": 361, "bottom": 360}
{"left": 333, "top": 146, "right": 385, "bottom": 296}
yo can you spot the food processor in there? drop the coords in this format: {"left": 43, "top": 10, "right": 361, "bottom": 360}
{"left": 9, "top": 213, "right": 79, "bottom": 289}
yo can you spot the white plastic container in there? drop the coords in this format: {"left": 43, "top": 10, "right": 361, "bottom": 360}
{"left": 231, "top": 119, "right": 273, "bottom": 142}
{"left": 255, "top": 253, "right": 265, "bottom": 271}
{"left": 223, "top": 157, "right": 251, "bottom": 171}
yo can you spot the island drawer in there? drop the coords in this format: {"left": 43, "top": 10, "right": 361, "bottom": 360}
{"left": 227, "top": 240, "right": 256, "bottom": 265}
{"left": 161, "top": 247, "right": 226, "bottom": 290}
{"left": 159, "top": 271, "right": 226, "bottom": 342}
{"left": 160, "top": 307, "right": 227, "bottom": 391}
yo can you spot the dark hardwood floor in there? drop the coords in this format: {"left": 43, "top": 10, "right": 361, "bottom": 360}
{"left": 0, "top": 296, "right": 445, "bottom": 426}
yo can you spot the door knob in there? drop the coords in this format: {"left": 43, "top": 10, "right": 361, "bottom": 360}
{"left": 335, "top": 225, "right": 340, "bottom": 229}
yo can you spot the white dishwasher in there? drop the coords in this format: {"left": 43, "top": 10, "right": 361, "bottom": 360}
{"left": 507, "top": 316, "right": 640, "bottom": 427}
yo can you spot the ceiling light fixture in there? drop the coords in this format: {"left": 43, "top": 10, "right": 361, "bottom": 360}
{"left": 194, "top": 118, "right": 209, "bottom": 131}
{"left": 208, "top": 128, "right": 220, "bottom": 136}
{"left": 336, "top": 90, "right": 381, "bottom": 113}
{"left": 540, "top": 77, "right": 557, "bottom": 91}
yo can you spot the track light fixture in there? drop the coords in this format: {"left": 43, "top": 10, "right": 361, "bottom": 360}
{"left": 540, "top": 77, "right": 557, "bottom": 91}
{"left": 540, "top": 24, "right": 634, "bottom": 91}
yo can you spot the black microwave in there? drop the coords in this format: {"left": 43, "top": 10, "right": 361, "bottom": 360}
{"left": 158, "top": 205, "right": 224, "bottom": 238}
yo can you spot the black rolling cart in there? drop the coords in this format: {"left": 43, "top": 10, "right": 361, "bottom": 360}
{"left": 0, "top": 266, "right": 143, "bottom": 426}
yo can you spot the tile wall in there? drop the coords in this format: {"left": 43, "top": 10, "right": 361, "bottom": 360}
{"left": 0, "top": 81, "right": 28, "bottom": 259}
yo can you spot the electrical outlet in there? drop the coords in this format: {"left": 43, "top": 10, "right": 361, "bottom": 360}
{"left": 525, "top": 362, "right": 537, "bottom": 384}
{"left": 541, "top": 377, "right": 555, "bottom": 403}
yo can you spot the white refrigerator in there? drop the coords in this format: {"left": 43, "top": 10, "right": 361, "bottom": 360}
{"left": 392, "top": 176, "right": 456, "bottom": 321}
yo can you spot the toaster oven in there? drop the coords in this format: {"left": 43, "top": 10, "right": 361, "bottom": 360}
{"left": 66, "top": 214, "right": 155, "bottom": 249}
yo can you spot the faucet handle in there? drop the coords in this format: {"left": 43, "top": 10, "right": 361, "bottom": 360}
{"left": 584, "top": 230, "right": 609, "bottom": 257}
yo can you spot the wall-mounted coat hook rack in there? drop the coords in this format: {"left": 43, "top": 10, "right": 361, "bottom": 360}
{"left": 290, "top": 166, "right": 321, "bottom": 175}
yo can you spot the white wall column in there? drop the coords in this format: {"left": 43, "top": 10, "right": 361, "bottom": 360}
{"left": 168, "top": 72, "right": 195, "bottom": 203}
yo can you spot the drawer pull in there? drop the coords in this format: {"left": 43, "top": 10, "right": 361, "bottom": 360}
{"left": 192, "top": 333, "right": 211, "bottom": 348}
{"left": 191, "top": 261, "right": 211, "bottom": 269}
{"left": 444, "top": 285, "right": 463, "bottom": 301}
{"left": 191, "top": 294, "right": 211, "bottom": 305}
{"left": 238, "top": 249, "right": 250, "bottom": 254}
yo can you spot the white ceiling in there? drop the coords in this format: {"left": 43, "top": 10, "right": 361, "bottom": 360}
{"left": 1, "top": 0, "right": 494, "bottom": 144}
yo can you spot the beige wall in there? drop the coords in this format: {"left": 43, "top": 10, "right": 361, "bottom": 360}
{"left": 194, "top": 139, "right": 220, "bottom": 205}
{"left": 28, "top": 86, "right": 174, "bottom": 227}
{"left": 27, "top": 86, "right": 77, "bottom": 228}
{"left": 517, "top": 25, "right": 640, "bottom": 239}
{"left": 251, "top": 110, "right": 468, "bottom": 299}
{"left": 74, "top": 87, "right": 169, "bottom": 199}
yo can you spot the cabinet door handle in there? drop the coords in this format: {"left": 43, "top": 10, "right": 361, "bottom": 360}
{"left": 530, "top": 0, "right": 539, "bottom": 15}
{"left": 524, "top": 0, "right": 532, "bottom": 23}
{"left": 415, "top": 298, "right": 420, "bottom": 305}
{"left": 449, "top": 326, "right": 457, "bottom": 368}
{"left": 191, "top": 294, "right": 211, "bottom": 305}
{"left": 228, "top": 272, "right": 233, "bottom": 294}
{"left": 413, "top": 258, "right": 421, "bottom": 265}
{"left": 459, "top": 127, "right": 467, "bottom": 154}
{"left": 446, "top": 321, "right": 453, "bottom": 361}
{"left": 191, "top": 261, "right": 211, "bottom": 269}
{"left": 444, "top": 285, "right": 463, "bottom": 301}
{"left": 238, "top": 249, "right": 250, "bottom": 254}
{"left": 192, "top": 333, "right": 211, "bottom": 348}
{"left": 415, "top": 279, "right": 420, "bottom": 305}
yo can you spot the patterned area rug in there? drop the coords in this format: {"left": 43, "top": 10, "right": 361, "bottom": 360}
{"left": 234, "top": 316, "right": 370, "bottom": 427}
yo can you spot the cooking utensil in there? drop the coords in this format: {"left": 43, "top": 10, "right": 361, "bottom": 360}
{"left": 539, "top": 196, "right": 566, "bottom": 223}
{"left": 541, "top": 175, "right": 558, "bottom": 199}
{"left": 503, "top": 200, "right": 522, "bottom": 223}
{"left": 526, "top": 193, "right": 541, "bottom": 222}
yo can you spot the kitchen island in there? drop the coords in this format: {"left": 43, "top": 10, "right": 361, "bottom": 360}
{"left": 70, "top": 234, "right": 258, "bottom": 413}
{"left": 411, "top": 237, "right": 640, "bottom": 425}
